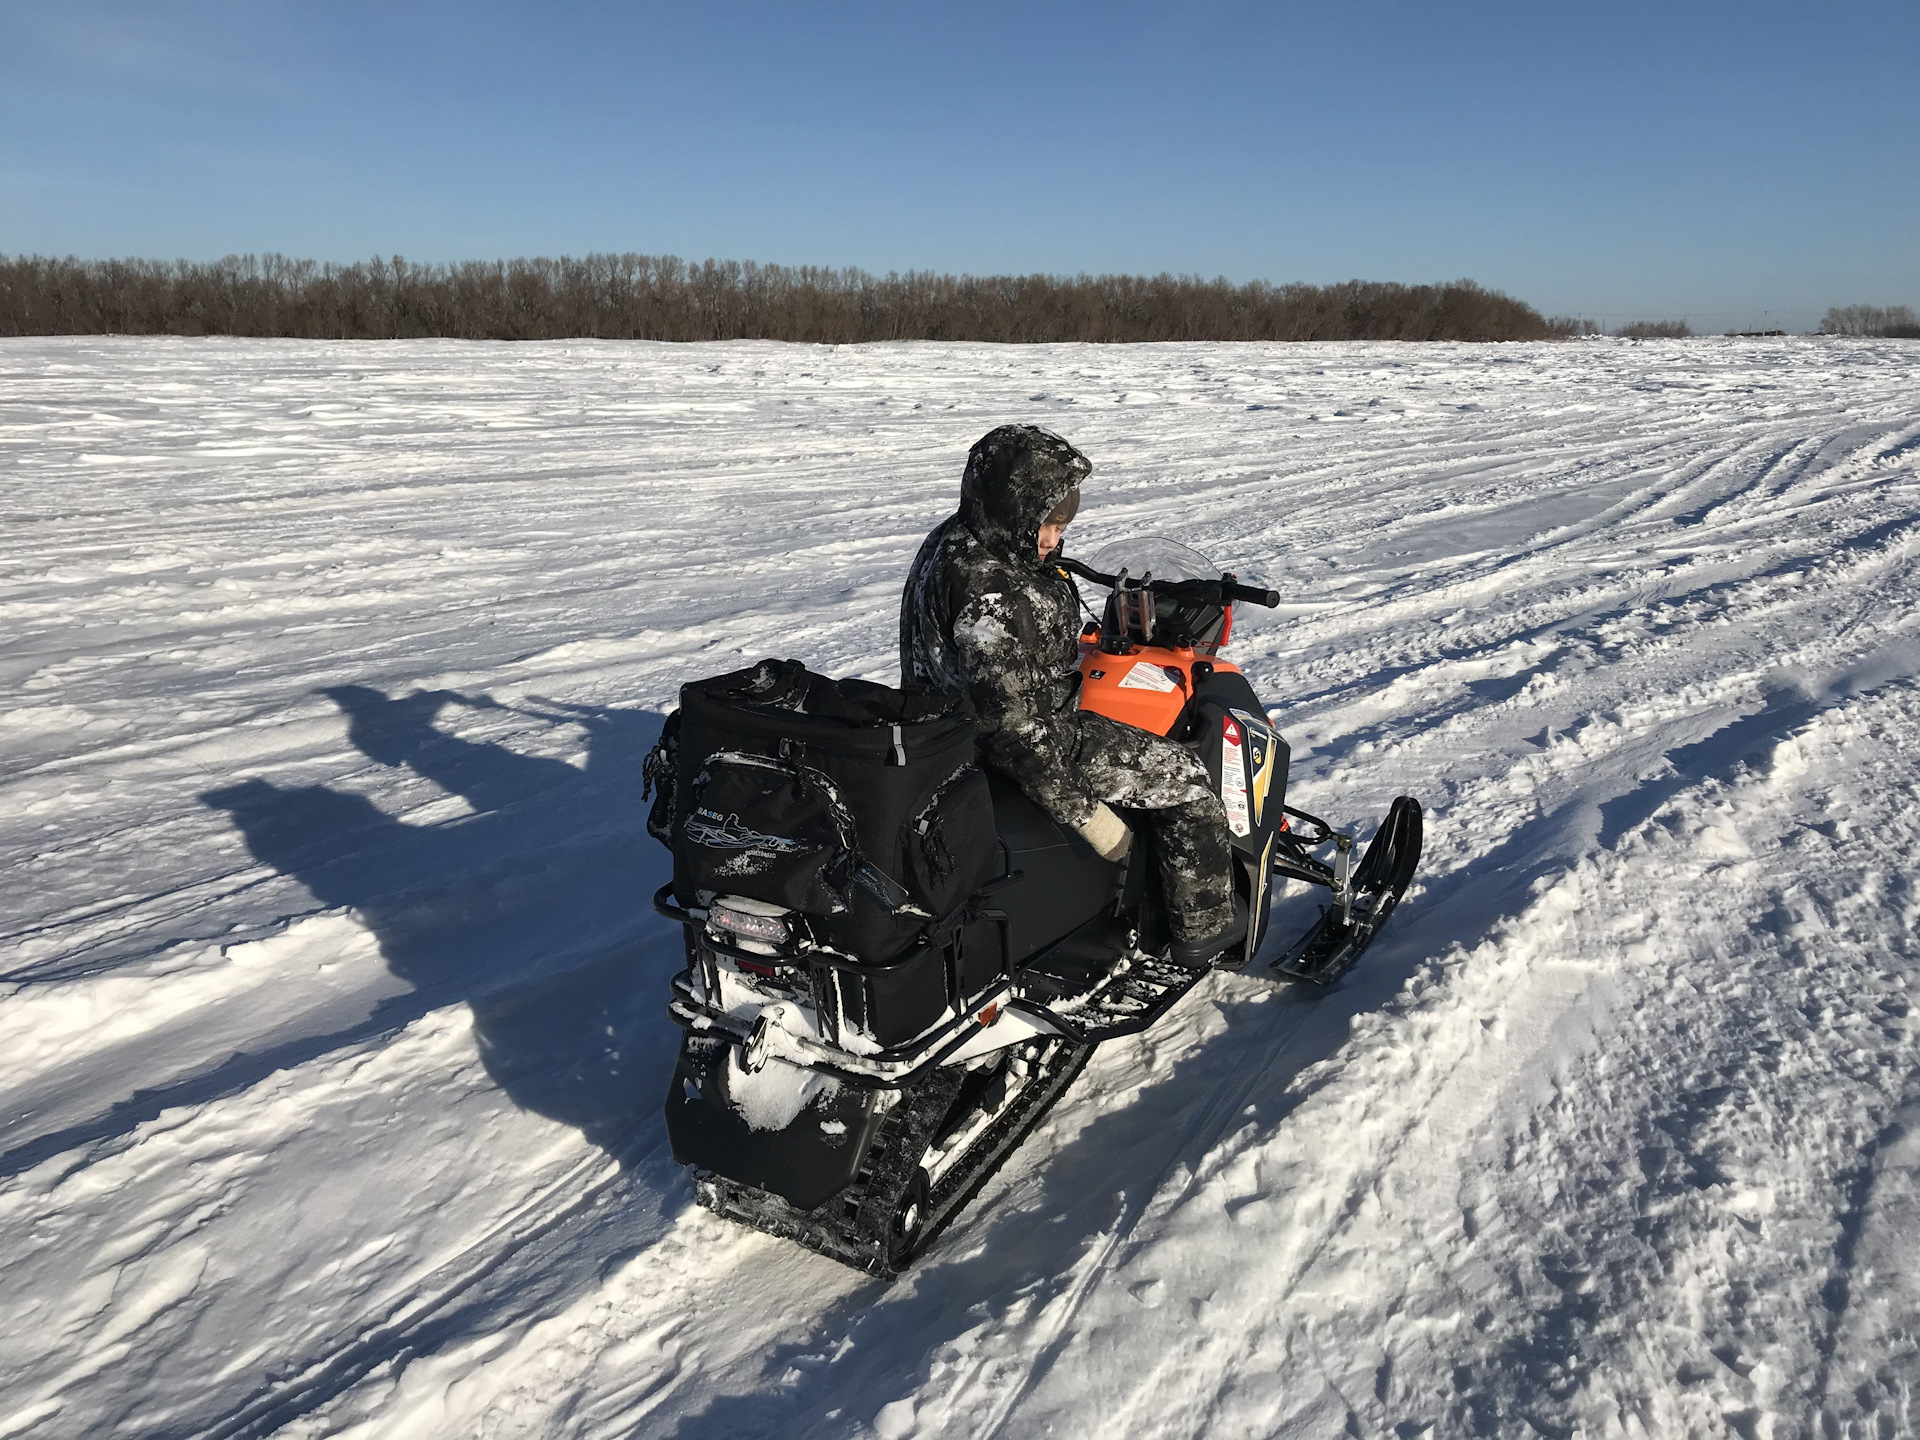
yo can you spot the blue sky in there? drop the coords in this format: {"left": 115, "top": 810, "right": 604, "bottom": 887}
{"left": 4, "top": 0, "right": 1915, "bottom": 332}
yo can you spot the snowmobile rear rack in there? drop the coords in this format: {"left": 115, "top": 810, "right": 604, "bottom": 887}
{"left": 665, "top": 967, "right": 1023, "bottom": 1089}
{"left": 660, "top": 883, "right": 1202, "bottom": 1078}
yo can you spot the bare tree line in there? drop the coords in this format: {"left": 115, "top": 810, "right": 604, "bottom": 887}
{"left": 1616, "top": 320, "right": 1692, "bottom": 339}
{"left": 0, "top": 252, "right": 1560, "bottom": 343}
{"left": 1544, "top": 317, "right": 1695, "bottom": 338}
{"left": 1820, "top": 304, "right": 1920, "bottom": 339}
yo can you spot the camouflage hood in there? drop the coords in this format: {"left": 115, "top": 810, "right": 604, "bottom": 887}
{"left": 957, "top": 425, "right": 1092, "bottom": 566}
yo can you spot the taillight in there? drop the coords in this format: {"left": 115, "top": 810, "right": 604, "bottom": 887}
{"left": 708, "top": 898, "right": 791, "bottom": 947}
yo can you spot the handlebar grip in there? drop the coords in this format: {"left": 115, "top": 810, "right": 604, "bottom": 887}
{"left": 1226, "top": 581, "right": 1281, "bottom": 608}
{"left": 1058, "top": 556, "right": 1117, "bottom": 587}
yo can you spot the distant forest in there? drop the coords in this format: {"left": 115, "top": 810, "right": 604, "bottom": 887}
{"left": 0, "top": 253, "right": 1561, "bottom": 343}
{"left": 1820, "top": 304, "right": 1920, "bottom": 339}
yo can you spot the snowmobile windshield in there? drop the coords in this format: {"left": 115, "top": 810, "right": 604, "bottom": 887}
{"left": 1085, "top": 536, "right": 1220, "bottom": 585}
{"left": 1098, "top": 533, "right": 1274, "bottom": 618}
{"left": 1083, "top": 535, "right": 1274, "bottom": 626}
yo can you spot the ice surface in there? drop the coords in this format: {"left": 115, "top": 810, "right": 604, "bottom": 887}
{"left": 2, "top": 335, "right": 1918, "bottom": 1438}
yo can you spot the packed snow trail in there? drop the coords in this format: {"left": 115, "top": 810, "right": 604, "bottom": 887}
{"left": 1, "top": 336, "right": 1916, "bottom": 1439}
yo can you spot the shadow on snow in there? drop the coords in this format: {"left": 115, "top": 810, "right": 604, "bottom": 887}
{"left": 200, "top": 683, "right": 683, "bottom": 1161}
{"left": 0, "top": 687, "right": 683, "bottom": 1183}
{"left": 152, "top": 684, "right": 702, "bottom": 1440}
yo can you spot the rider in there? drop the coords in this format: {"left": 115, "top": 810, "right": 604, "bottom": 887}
{"left": 900, "top": 424, "right": 1242, "bottom": 965}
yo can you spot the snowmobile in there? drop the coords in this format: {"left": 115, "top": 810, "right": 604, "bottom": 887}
{"left": 645, "top": 537, "right": 1421, "bottom": 1278}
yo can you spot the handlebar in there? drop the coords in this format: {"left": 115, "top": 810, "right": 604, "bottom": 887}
{"left": 1058, "top": 555, "right": 1280, "bottom": 609}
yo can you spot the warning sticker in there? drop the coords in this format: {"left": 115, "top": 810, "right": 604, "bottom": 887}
{"left": 1117, "top": 661, "right": 1179, "bottom": 693}
{"left": 1230, "top": 708, "right": 1276, "bottom": 824}
{"left": 1219, "top": 715, "right": 1251, "bottom": 836}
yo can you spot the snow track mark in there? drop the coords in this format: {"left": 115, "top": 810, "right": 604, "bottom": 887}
{"left": 3, "top": 336, "right": 1917, "bottom": 1439}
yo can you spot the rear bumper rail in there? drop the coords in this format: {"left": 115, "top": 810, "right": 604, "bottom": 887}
{"left": 666, "top": 969, "right": 1032, "bottom": 1088}
{"left": 657, "top": 882, "right": 1224, "bottom": 1081}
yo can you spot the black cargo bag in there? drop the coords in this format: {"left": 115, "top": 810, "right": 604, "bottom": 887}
{"left": 650, "top": 658, "right": 997, "bottom": 967}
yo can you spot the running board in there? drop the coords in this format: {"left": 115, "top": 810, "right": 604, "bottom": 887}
{"left": 1018, "top": 948, "right": 1212, "bottom": 1045}
{"left": 1013, "top": 910, "right": 1211, "bottom": 1045}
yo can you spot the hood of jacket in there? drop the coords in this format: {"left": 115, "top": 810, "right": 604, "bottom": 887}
{"left": 957, "top": 425, "right": 1092, "bottom": 566}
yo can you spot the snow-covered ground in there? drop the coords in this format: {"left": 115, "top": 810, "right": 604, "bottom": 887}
{"left": 3, "top": 335, "right": 1917, "bottom": 1440}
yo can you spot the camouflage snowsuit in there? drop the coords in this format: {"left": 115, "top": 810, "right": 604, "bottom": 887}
{"left": 899, "top": 425, "right": 1235, "bottom": 945}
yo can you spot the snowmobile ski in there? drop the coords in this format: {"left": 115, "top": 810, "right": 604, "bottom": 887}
{"left": 1269, "top": 796, "right": 1422, "bottom": 985}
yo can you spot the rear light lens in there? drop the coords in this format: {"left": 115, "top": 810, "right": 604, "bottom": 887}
{"left": 708, "top": 899, "right": 790, "bottom": 947}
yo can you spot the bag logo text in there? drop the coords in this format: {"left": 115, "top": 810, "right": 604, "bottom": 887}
{"left": 683, "top": 808, "right": 815, "bottom": 854}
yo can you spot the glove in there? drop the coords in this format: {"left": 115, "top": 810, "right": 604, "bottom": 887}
{"left": 1075, "top": 802, "right": 1133, "bottom": 862}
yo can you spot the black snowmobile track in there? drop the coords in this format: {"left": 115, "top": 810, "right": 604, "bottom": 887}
{"left": 696, "top": 1036, "right": 1092, "bottom": 1280}
{"left": 1271, "top": 796, "right": 1423, "bottom": 986}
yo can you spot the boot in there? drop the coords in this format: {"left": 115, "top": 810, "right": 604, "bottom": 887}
{"left": 1169, "top": 892, "right": 1249, "bottom": 969}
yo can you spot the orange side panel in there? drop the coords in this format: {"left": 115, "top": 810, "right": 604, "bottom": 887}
{"left": 1077, "top": 646, "right": 1242, "bottom": 737}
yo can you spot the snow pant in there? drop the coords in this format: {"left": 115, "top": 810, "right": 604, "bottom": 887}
{"left": 1074, "top": 711, "right": 1237, "bottom": 944}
